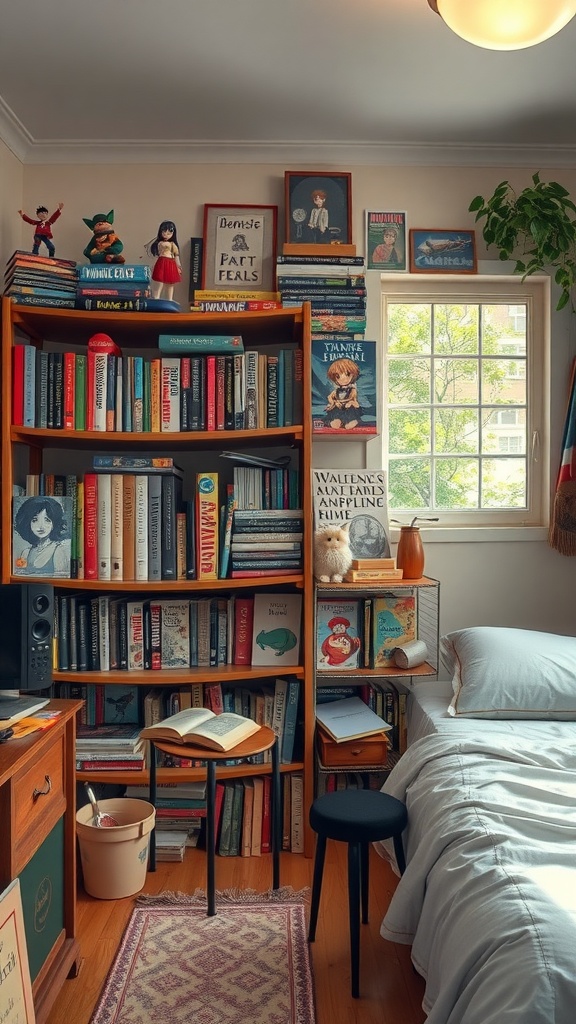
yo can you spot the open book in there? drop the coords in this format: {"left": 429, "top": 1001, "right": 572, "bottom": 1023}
{"left": 139, "top": 708, "right": 260, "bottom": 751}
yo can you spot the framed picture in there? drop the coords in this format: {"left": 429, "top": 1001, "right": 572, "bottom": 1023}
{"left": 365, "top": 211, "right": 407, "bottom": 272}
{"left": 202, "top": 204, "right": 277, "bottom": 292}
{"left": 409, "top": 229, "right": 477, "bottom": 274}
{"left": 285, "top": 171, "right": 352, "bottom": 246}
{"left": 0, "top": 879, "right": 36, "bottom": 1024}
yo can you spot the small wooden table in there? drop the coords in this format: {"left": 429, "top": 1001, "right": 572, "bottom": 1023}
{"left": 148, "top": 725, "right": 280, "bottom": 916}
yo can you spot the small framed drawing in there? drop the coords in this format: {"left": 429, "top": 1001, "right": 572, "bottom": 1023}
{"left": 365, "top": 211, "right": 407, "bottom": 271}
{"left": 285, "top": 171, "right": 352, "bottom": 245}
{"left": 12, "top": 494, "right": 73, "bottom": 578}
{"left": 0, "top": 879, "right": 36, "bottom": 1024}
{"left": 202, "top": 204, "right": 278, "bottom": 292}
{"left": 409, "top": 229, "right": 477, "bottom": 274}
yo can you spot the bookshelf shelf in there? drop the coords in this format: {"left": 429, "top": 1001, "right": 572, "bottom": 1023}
{"left": 75, "top": 760, "right": 304, "bottom": 787}
{"left": 1, "top": 296, "right": 315, "bottom": 857}
{"left": 314, "top": 577, "right": 440, "bottom": 791}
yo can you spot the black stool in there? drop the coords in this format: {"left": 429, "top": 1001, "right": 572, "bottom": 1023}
{"left": 308, "top": 789, "right": 407, "bottom": 998}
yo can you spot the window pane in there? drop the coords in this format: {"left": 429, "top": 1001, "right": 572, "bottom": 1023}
{"left": 434, "top": 304, "right": 479, "bottom": 354}
{"left": 434, "top": 458, "right": 479, "bottom": 509}
{"left": 481, "top": 459, "right": 526, "bottom": 508}
{"left": 481, "top": 359, "right": 526, "bottom": 404}
{"left": 388, "top": 458, "right": 431, "bottom": 509}
{"left": 482, "top": 409, "right": 526, "bottom": 454}
{"left": 434, "top": 409, "right": 478, "bottom": 454}
{"left": 388, "top": 358, "right": 431, "bottom": 404}
{"left": 434, "top": 359, "right": 478, "bottom": 404}
{"left": 388, "top": 304, "right": 431, "bottom": 354}
{"left": 389, "top": 409, "right": 430, "bottom": 454}
{"left": 482, "top": 304, "right": 527, "bottom": 353}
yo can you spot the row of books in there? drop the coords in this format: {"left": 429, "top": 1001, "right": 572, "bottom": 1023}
{"left": 317, "top": 594, "right": 417, "bottom": 671}
{"left": 53, "top": 591, "right": 303, "bottom": 674}
{"left": 13, "top": 468, "right": 302, "bottom": 582}
{"left": 12, "top": 344, "right": 303, "bottom": 433}
{"left": 61, "top": 675, "right": 302, "bottom": 767}
{"left": 316, "top": 682, "right": 408, "bottom": 753}
{"left": 213, "top": 772, "right": 304, "bottom": 856}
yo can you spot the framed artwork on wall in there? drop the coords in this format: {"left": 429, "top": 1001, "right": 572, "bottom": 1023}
{"left": 365, "top": 210, "right": 407, "bottom": 271}
{"left": 202, "top": 204, "right": 277, "bottom": 292}
{"left": 409, "top": 229, "right": 477, "bottom": 274}
{"left": 284, "top": 171, "right": 352, "bottom": 246}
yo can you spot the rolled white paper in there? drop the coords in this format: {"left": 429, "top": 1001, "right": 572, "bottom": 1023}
{"left": 392, "top": 639, "right": 428, "bottom": 670}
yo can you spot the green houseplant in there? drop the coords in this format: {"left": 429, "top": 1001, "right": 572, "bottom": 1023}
{"left": 469, "top": 173, "right": 576, "bottom": 310}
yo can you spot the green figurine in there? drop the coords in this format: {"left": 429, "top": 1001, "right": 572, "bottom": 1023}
{"left": 82, "top": 210, "right": 125, "bottom": 264}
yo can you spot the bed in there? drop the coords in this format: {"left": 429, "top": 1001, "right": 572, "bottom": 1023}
{"left": 375, "top": 626, "right": 576, "bottom": 1024}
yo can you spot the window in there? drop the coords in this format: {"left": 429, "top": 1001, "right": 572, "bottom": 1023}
{"left": 382, "top": 278, "right": 548, "bottom": 527}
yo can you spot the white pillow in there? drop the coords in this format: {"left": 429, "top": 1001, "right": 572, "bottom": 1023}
{"left": 441, "top": 626, "right": 576, "bottom": 719}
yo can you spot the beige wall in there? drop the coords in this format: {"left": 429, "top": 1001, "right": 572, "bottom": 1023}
{"left": 3, "top": 155, "right": 576, "bottom": 639}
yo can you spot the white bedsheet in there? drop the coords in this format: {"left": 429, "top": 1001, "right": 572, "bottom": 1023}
{"left": 375, "top": 729, "right": 576, "bottom": 1024}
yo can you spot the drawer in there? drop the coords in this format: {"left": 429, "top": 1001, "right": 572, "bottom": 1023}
{"left": 13, "top": 730, "right": 66, "bottom": 874}
{"left": 317, "top": 728, "right": 389, "bottom": 767}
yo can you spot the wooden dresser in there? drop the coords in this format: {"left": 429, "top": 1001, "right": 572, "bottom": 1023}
{"left": 0, "top": 699, "right": 82, "bottom": 1023}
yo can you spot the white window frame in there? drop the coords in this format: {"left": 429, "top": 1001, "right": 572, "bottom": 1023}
{"left": 380, "top": 275, "right": 550, "bottom": 529}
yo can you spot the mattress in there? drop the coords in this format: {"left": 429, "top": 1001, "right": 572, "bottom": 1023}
{"left": 407, "top": 678, "right": 574, "bottom": 746}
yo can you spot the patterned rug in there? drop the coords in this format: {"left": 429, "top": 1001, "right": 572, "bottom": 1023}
{"left": 89, "top": 888, "right": 315, "bottom": 1024}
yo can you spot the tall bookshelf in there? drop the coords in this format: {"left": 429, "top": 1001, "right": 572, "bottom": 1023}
{"left": 0, "top": 297, "right": 315, "bottom": 855}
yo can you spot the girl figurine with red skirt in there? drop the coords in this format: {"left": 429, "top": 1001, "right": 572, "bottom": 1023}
{"left": 146, "top": 220, "right": 182, "bottom": 300}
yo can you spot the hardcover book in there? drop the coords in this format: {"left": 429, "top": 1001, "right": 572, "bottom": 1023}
{"left": 311, "top": 338, "right": 376, "bottom": 435}
{"left": 316, "top": 599, "right": 362, "bottom": 670}
{"left": 158, "top": 333, "right": 244, "bottom": 353}
{"left": 315, "top": 695, "right": 391, "bottom": 743}
{"left": 103, "top": 684, "right": 140, "bottom": 725}
{"left": 159, "top": 600, "right": 190, "bottom": 668}
{"left": 371, "top": 593, "right": 416, "bottom": 667}
{"left": 313, "top": 468, "right": 391, "bottom": 560}
{"left": 250, "top": 593, "right": 302, "bottom": 667}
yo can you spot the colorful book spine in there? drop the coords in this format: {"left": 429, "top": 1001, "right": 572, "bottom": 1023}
{"left": 23, "top": 344, "right": 36, "bottom": 428}
{"left": 160, "top": 358, "right": 180, "bottom": 432}
{"left": 158, "top": 334, "right": 244, "bottom": 353}
{"left": 195, "top": 472, "right": 219, "bottom": 580}
{"left": 78, "top": 264, "right": 152, "bottom": 282}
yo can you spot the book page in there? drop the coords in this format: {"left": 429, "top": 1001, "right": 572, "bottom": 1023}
{"left": 192, "top": 712, "right": 257, "bottom": 743}
{"left": 144, "top": 707, "right": 214, "bottom": 738}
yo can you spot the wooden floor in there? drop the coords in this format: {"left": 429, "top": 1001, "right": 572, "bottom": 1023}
{"left": 47, "top": 844, "right": 426, "bottom": 1024}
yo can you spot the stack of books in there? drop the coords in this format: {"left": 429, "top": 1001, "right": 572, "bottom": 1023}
{"left": 276, "top": 253, "right": 367, "bottom": 339}
{"left": 344, "top": 557, "right": 403, "bottom": 582}
{"left": 75, "top": 723, "right": 146, "bottom": 771}
{"left": 75, "top": 263, "right": 152, "bottom": 311}
{"left": 4, "top": 250, "right": 78, "bottom": 308}
{"left": 229, "top": 508, "right": 304, "bottom": 577}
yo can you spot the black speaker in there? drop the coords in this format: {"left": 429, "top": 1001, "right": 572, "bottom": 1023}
{"left": 0, "top": 582, "right": 54, "bottom": 690}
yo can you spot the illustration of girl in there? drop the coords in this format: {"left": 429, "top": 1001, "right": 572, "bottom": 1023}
{"left": 13, "top": 495, "right": 71, "bottom": 577}
{"left": 146, "top": 220, "right": 182, "bottom": 300}
{"left": 324, "top": 357, "right": 363, "bottom": 430}
{"left": 372, "top": 224, "right": 401, "bottom": 268}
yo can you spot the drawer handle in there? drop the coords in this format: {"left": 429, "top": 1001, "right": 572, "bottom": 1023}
{"left": 33, "top": 775, "right": 52, "bottom": 800}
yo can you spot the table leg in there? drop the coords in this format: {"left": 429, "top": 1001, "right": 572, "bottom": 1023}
{"left": 206, "top": 759, "right": 216, "bottom": 916}
{"left": 149, "top": 742, "right": 157, "bottom": 872}
{"left": 272, "top": 739, "right": 280, "bottom": 889}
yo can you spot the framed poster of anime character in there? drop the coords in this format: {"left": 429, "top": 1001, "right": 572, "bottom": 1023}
{"left": 202, "top": 204, "right": 278, "bottom": 292}
{"left": 285, "top": 171, "right": 352, "bottom": 246}
{"left": 409, "top": 229, "right": 477, "bottom": 273}
{"left": 366, "top": 210, "right": 407, "bottom": 271}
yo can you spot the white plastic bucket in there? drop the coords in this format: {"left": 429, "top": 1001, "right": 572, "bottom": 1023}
{"left": 76, "top": 798, "right": 155, "bottom": 899}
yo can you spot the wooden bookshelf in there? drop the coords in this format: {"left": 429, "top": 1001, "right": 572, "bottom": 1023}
{"left": 1, "top": 297, "right": 315, "bottom": 856}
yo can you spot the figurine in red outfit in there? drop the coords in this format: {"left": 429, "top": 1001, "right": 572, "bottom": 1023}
{"left": 18, "top": 202, "right": 64, "bottom": 256}
{"left": 145, "top": 220, "right": 182, "bottom": 301}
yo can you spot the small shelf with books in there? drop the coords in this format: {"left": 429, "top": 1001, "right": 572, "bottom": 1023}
{"left": 314, "top": 577, "right": 440, "bottom": 789}
{"left": 0, "top": 297, "right": 315, "bottom": 856}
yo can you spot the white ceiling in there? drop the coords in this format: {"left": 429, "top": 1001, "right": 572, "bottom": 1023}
{"left": 1, "top": 0, "right": 576, "bottom": 166}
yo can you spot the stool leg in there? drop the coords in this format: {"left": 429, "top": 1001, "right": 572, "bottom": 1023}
{"left": 271, "top": 739, "right": 280, "bottom": 890}
{"left": 148, "top": 743, "right": 157, "bottom": 872}
{"left": 206, "top": 760, "right": 217, "bottom": 917}
{"left": 308, "top": 834, "right": 327, "bottom": 942}
{"left": 360, "top": 842, "right": 369, "bottom": 924}
{"left": 348, "top": 841, "right": 361, "bottom": 999}
{"left": 393, "top": 833, "right": 406, "bottom": 876}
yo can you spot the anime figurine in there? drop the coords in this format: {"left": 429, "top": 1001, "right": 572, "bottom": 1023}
{"left": 324, "top": 357, "right": 362, "bottom": 429}
{"left": 13, "top": 495, "right": 71, "bottom": 577}
{"left": 145, "top": 220, "right": 182, "bottom": 300}
{"left": 82, "top": 210, "right": 125, "bottom": 264}
{"left": 18, "top": 202, "right": 64, "bottom": 256}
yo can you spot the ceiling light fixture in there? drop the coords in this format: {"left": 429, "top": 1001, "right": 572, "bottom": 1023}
{"left": 427, "top": 0, "right": 576, "bottom": 50}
